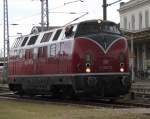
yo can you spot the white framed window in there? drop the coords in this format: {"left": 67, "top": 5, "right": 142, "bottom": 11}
{"left": 145, "top": 10, "right": 149, "bottom": 28}
{"left": 123, "top": 17, "right": 127, "bottom": 30}
{"left": 139, "top": 12, "right": 143, "bottom": 30}
{"left": 131, "top": 15, "right": 135, "bottom": 30}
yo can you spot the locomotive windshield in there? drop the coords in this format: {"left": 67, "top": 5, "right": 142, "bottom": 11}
{"left": 75, "top": 22, "right": 100, "bottom": 37}
{"left": 75, "top": 20, "right": 121, "bottom": 37}
{"left": 101, "top": 22, "right": 121, "bottom": 34}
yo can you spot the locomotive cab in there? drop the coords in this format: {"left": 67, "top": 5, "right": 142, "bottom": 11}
{"left": 73, "top": 20, "right": 130, "bottom": 97}
{"left": 74, "top": 20, "right": 128, "bottom": 73}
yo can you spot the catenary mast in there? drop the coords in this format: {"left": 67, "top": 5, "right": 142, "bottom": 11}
{"left": 3, "top": 0, "right": 9, "bottom": 82}
{"left": 103, "top": 0, "right": 122, "bottom": 20}
{"left": 40, "top": 0, "right": 49, "bottom": 31}
{"left": 103, "top": 0, "right": 107, "bottom": 20}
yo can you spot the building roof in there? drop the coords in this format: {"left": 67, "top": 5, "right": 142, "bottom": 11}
{"left": 123, "top": 28, "right": 150, "bottom": 43}
{"left": 119, "top": 0, "right": 150, "bottom": 13}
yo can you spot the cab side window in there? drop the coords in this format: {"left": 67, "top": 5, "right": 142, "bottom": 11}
{"left": 65, "top": 26, "right": 74, "bottom": 38}
{"left": 21, "top": 37, "right": 28, "bottom": 47}
{"left": 52, "top": 29, "right": 62, "bottom": 41}
{"left": 41, "top": 32, "right": 53, "bottom": 43}
{"left": 27, "top": 35, "right": 38, "bottom": 45}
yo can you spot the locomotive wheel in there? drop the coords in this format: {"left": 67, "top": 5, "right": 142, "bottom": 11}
{"left": 51, "top": 86, "right": 62, "bottom": 98}
{"left": 109, "top": 98, "right": 117, "bottom": 102}
{"left": 28, "top": 93, "right": 36, "bottom": 97}
{"left": 51, "top": 91, "right": 64, "bottom": 98}
{"left": 64, "top": 87, "right": 76, "bottom": 99}
{"left": 15, "top": 91, "right": 24, "bottom": 97}
{"left": 51, "top": 85, "right": 75, "bottom": 99}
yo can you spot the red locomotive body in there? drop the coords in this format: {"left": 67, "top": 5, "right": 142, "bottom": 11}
{"left": 8, "top": 20, "right": 131, "bottom": 98}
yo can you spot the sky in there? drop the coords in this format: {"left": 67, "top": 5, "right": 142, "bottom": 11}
{"left": 0, "top": 0, "right": 130, "bottom": 50}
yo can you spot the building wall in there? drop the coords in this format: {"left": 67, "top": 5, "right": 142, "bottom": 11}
{"left": 119, "top": 0, "right": 150, "bottom": 80}
{"left": 119, "top": 0, "right": 150, "bottom": 31}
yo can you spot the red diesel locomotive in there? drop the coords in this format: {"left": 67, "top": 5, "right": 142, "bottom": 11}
{"left": 8, "top": 19, "right": 131, "bottom": 98}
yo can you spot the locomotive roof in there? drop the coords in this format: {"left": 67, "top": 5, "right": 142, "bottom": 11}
{"left": 10, "top": 19, "right": 118, "bottom": 51}
{"left": 78, "top": 19, "right": 116, "bottom": 24}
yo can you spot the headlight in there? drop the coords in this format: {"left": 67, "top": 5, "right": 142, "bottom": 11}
{"left": 85, "top": 63, "right": 91, "bottom": 73}
{"left": 120, "top": 67, "right": 124, "bottom": 72}
{"left": 86, "top": 67, "right": 91, "bottom": 73}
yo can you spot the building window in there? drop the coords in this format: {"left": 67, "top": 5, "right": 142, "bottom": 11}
{"left": 145, "top": 10, "right": 149, "bottom": 28}
{"left": 123, "top": 17, "right": 127, "bottom": 30}
{"left": 128, "top": 22, "right": 131, "bottom": 30}
{"left": 131, "top": 15, "right": 135, "bottom": 30}
{"left": 139, "top": 12, "right": 142, "bottom": 30}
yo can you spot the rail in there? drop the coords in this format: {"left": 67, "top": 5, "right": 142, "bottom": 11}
{"left": 0, "top": 93, "right": 150, "bottom": 108}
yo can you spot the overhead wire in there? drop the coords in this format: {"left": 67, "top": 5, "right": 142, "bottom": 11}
{"left": 13, "top": 0, "right": 85, "bottom": 23}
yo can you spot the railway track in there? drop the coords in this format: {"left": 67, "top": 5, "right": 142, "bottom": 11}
{"left": 0, "top": 92, "right": 150, "bottom": 109}
{"left": 0, "top": 84, "right": 9, "bottom": 93}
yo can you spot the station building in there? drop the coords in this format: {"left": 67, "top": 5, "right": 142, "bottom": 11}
{"left": 118, "top": 0, "right": 150, "bottom": 80}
